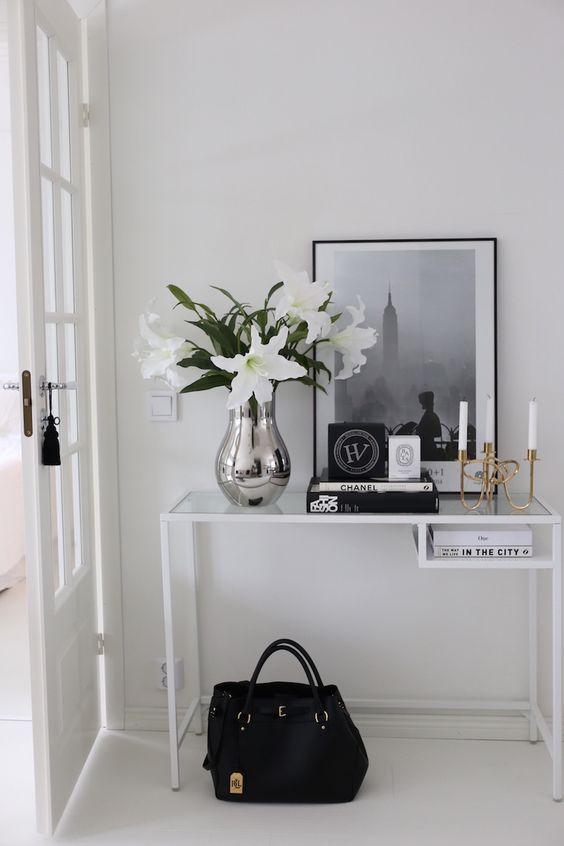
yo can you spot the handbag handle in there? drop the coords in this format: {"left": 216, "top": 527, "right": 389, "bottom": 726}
{"left": 263, "top": 638, "right": 325, "bottom": 689}
{"left": 241, "top": 643, "right": 325, "bottom": 721}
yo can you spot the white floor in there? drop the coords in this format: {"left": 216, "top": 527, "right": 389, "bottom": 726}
{"left": 0, "top": 584, "right": 561, "bottom": 844}
{"left": 1, "top": 723, "right": 563, "bottom": 845}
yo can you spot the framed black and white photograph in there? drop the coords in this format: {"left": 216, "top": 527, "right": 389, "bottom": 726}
{"left": 313, "top": 239, "right": 497, "bottom": 492}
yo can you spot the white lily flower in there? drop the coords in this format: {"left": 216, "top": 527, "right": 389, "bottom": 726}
{"left": 133, "top": 303, "right": 193, "bottom": 390}
{"left": 328, "top": 296, "right": 378, "bottom": 380}
{"left": 273, "top": 260, "right": 332, "bottom": 344}
{"left": 211, "top": 326, "right": 307, "bottom": 409}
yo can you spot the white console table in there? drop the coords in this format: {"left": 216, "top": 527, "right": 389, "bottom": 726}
{"left": 160, "top": 491, "right": 562, "bottom": 799}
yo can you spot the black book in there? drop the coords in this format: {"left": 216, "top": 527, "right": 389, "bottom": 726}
{"left": 306, "top": 477, "right": 439, "bottom": 514}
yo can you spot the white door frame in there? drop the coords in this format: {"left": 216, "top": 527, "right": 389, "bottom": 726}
{"left": 79, "top": 0, "right": 124, "bottom": 731}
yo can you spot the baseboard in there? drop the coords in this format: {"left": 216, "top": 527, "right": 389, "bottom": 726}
{"left": 125, "top": 703, "right": 540, "bottom": 741}
{"left": 353, "top": 711, "right": 530, "bottom": 740}
{"left": 125, "top": 706, "right": 176, "bottom": 732}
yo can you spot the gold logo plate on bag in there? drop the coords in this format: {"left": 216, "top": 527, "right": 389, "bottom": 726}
{"left": 230, "top": 772, "right": 244, "bottom": 794}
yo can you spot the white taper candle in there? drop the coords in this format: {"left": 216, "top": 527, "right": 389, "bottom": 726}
{"left": 485, "top": 395, "right": 494, "bottom": 444}
{"left": 528, "top": 398, "right": 537, "bottom": 450}
{"left": 458, "top": 401, "right": 468, "bottom": 452}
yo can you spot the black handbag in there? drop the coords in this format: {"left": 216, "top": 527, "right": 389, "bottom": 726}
{"left": 203, "top": 638, "right": 369, "bottom": 802}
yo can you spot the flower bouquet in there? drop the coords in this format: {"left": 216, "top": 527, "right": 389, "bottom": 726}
{"left": 134, "top": 261, "right": 377, "bottom": 506}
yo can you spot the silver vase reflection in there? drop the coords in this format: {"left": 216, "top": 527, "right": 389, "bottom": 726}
{"left": 215, "top": 399, "right": 290, "bottom": 507}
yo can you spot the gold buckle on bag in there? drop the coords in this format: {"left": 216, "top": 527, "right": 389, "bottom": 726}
{"left": 278, "top": 705, "right": 287, "bottom": 718}
{"left": 315, "top": 710, "right": 329, "bottom": 729}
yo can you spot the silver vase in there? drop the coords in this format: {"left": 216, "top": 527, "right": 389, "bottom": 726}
{"left": 215, "top": 399, "right": 290, "bottom": 507}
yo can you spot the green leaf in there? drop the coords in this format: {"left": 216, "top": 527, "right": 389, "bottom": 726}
{"left": 199, "top": 301, "right": 217, "bottom": 318}
{"left": 186, "top": 318, "right": 238, "bottom": 356}
{"left": 167, "top": 284, "right": 215, "bottom": 317}
{"left": 290, "top": 352, "right": 331, "bottom": 385}
{"left": 236, "top": 308, "right": 274, "bottom": 343}
{"left": 310, "top": 359, "right": 332, "bottom": 377}
{"left": 255, "top": 310, "right": 268, "bottom": 332}
{"left": 287, "top": 325, "right": 309, "bottom": 344}
{"left": 248, "top": 395, "right": 258, "bottom": 417}
{"left": 220, "top": 304, "right": 242, "bottom": 334}
{"left": 297, "top": 375, "right": 327, "bottom": 393}
{"left": 330, "top": 312, "right": 342, "bottom": 323}
{"left": 167, "top": 284, "right": 198, "bottom": 311}
{"left": 289, "top": 350, "right": 309, "bottom": 368}
{"left": 265, "top": 280, "right": 284, "bottom": 306}
{"left": 180, "top": 371, "right": 231, "bottom": 394}
{"left": 264, "top": 324, "right": 280, "bottom": 342}
{"left": 210, "top": 286, "right": 249, "bottom": 315}
{"left": 177, "top": 350, "right": 215, "bottom": 370}
{"left": 227, "top": 310, "right": 239, "bottom": 333}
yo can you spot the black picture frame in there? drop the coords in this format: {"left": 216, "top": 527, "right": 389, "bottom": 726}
{"left": 313, "top": 238, "right": 497, "bottom": 493}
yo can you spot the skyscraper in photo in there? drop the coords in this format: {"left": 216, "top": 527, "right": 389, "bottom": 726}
{"left": 382, "top": 284, "right": 399, "bottom": 369}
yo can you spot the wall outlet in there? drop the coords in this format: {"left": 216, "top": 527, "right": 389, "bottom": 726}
{"left": 155, "top": 657, "right": 185, "bottom": 691}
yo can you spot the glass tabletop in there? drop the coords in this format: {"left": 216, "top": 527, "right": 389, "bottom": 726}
{"left": 170, "top": 490, "right": 551, "bottom": 517}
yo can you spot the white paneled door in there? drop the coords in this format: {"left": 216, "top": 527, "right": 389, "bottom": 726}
{"left": 8, "top": 0, "right": 100, "bottom": 834}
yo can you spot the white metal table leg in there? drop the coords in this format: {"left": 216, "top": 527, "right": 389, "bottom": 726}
{"left": 186, "top": 521, "right": 203, "bottom": 734}
{"left": 552, "top": 522, "right": 562, "bottom": 801}
{"left": 528, "top": 569, "right": 538, "bottom": 742}
{"left": 416, "top": 523, "right": 427, "bottom": 567}
{"left": 160, "top": 518, "right": 180, "bottom": 790}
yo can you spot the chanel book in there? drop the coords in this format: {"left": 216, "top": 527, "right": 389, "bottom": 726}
{"left": 316, "top": 469, "right": 433, "bottom": 494}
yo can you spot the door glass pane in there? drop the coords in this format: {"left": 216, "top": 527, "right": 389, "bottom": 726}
{"left": 36, "top": 27, "right": 52, "bottom": 167}
{"left": 45, "top": 322, "right": 60, "bottom": 419}
{"left": 64, "top": 324, "right": 76, "bottom": 381}
{"left": 41, "top": 178, "right": 56, "bottom": 311}
{"left": 56, "top": 52, "right": 71, "bottom": 181}
{"left": 60, "top": 190, "right": 74, "bottom": 312}
{"left": 67, "top": 391, "right": 78, "bottom": 444}
{"left": 64, "top": 324, "right": 78, "bottom": 442}
{"left": 45, "top": 322, "right": 58, "bottom": 378}
{"left": 50, "top": 466, "right": 65, "bottom": 592}
{"left": 70, "top": 453, "right": 83, "bottom": 572}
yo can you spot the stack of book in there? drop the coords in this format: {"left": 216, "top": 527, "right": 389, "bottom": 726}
{"left": 429, "top": 524, "right": 533, "bottom": 558}
{"left": 306, "top": 470, "right": 439, "bottom": 514}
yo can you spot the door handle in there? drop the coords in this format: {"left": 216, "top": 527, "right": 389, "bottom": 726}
{"left": 3, "top": 380, "right": 68, "bottom": 393}
{"left": 39, "top": 380, "right": 67, "bottom": 395}
{"left": 1, "top": 376, "right": 33, "bottom": 437}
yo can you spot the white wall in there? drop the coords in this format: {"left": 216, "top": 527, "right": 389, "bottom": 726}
{"left": 0, "top": 3, "right": 18, "bottom": 377}
{"left": 107, "top": 0, "right": 564, "bottom": 723}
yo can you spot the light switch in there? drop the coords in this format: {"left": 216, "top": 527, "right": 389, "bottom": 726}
{"left": 152, "top": 395, "right": 172, "bottom": 416}
{"left": 147, "top": 391, "right": 177, "bottom": 422}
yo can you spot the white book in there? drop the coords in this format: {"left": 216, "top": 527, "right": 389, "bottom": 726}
{"left": 316, "top": 479, "right": 433, "bottom": 493}
{"left": 433, "top": 545, "right": 533, "bottom": 558}
{"left": 430, "top": 523, "right": 532, "bottom": 547}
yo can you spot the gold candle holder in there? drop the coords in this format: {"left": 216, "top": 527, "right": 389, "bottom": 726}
{"left": 459, "top": 446, "right": 538, "bottom": 511}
